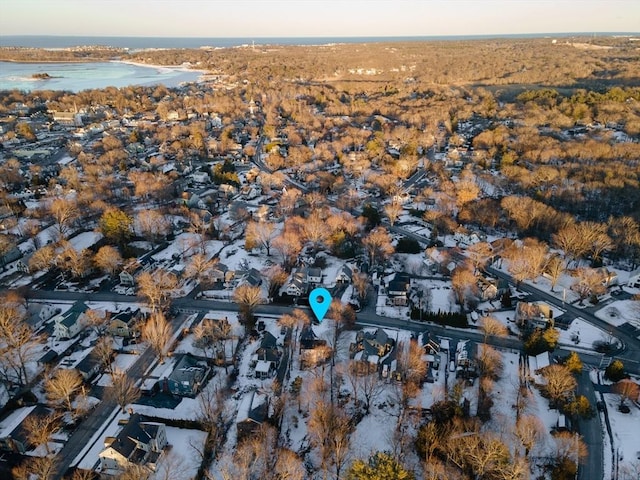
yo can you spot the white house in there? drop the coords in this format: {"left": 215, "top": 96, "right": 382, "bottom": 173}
{"left": 99, "top": 414, "right": 167, "bottom": 474}
{"left": 335, "top": 264, "right": 354, "bottom": 284}
{"left": 53, "top": 301, "right": 88, "bottom": 340}
{"left": 306, "top": 267, "right": 323, "bottom": 284}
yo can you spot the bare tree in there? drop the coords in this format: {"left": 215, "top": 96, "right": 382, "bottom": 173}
{"left": 362, "top": 227, "right": 394, "bottom": 267}
{"left": 195, "top": 385, "right": 227, "bottom": 458}
{"left": 303, "top": 210, "right": 329, "bottom": 253}
{"left": 230, "top": 424, "right": 278, "bottom": 480}
{"left": 22, "top": 410, "right": 61, "bottom": 455}
{"left": 278, "top": 309, "right": 309, "bottom": 371}
{"left": 515, "top": 414, "right": 545, "bottom": 457}
{"left": 83, "top": 309, "right": 107, "bottom": 335}
{"left": 49, "top": 197, "right": 79, "bottom": 240}
{"left": 184, "top": 252, "right": 218, "bottom": 287}
{"left": 540, "top": 364, "right": 577, "bottom": 408}
{"left": 544, "top": 254, "right": 565, "bottom": 292}
{"left": 106, "top": 370, "right": 141, "bottom": 412}
{"left": 358, "top": 365, "right": 386, "bottom": 415}
{"left": 352, "top": 272, "right": 370, "bottom": 305}
{"left": 135, "top": 208, "right": 172, "bottom": 246}
{"left": 480, "top": 315, "right": 508, "bottom": 343}
{"left": 262, "top": 264, "right": 289, "bottom": 300}
{"left": 272, "top": 228, "right": 303, "bottom": 271}
{"left": 113, "top": 464, "right": 150, "bottom": 480}
{"left": 447, "top": 431, "right": 511, "bottom": 480}
{"left": 451, "top": 265, "right": 478, "bottom": 311}
{"left": 28, "top": 244, "right": 56, "bottom": 273}
{"left": 58, "top": 243, "right": 93, "bottom": 280}
{"left": 65, "top": 468, "right": 98, "bottom": 480}
{"left": 141, "top": 311, "right": 172, "bottom": 362}
{"left": 477, "top": 345, "right": 504, "bottom": 381}
{"left": 552, "top": 430, "right": 588, "bottom": 466}
{"left": 0, "top": 305, "right": 42, "bottom": 386}
{"left": 245, "top": 220, "right": 277, "bottom": 256}
{"left": 384, "top": 201, "right": 403, "bottom": 226}
{"left": 94, "top": 245, "right": 123, "bottom": 277}
{"left": 233, "top": 284, "right": 264, "bottom": 328}
{"left": 188, "top": 211, "right": 211, "bottom": 254}
{"left": 466, "top": 241, "right": 493, "bottom": 273}
{"left": 154, "top": 450, "right": 189, "bottom": 480}
{"left": 137, "top": 269, "right": 178, "bottom": 311}
{"left": 12, "top": 455, "right": 58, "bottom": 480}
{"left": 274, "top": 448, "right": 306, "bottom": 480}
{"left": 572, "top": 267, "right": 607, "bottom": 304}
{"left": 307, "top": 400, "right": 352, "bottom": 480}
{"left": 396, "top": 340, "right": 428, "bottom": 386}
{"left": 45, "top": 368, "right": 83, "bottom": 413}
{"left": 503, "top": 238, "right": 548, "bottom": 285}
{"left": 93, "top": 336, "right": 114, "bottom": 375}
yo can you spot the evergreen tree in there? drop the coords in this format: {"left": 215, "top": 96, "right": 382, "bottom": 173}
{"left": 346, "top": 452, "right": 415, "bottom": 480}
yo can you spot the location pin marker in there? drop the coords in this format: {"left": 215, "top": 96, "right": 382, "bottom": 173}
{"left": 309, "top": 287, "right": 331, "bottom": 323}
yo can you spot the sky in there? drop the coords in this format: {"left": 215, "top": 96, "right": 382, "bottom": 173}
{"left": 0, "top": 0, "right": 638, "bottom": 38}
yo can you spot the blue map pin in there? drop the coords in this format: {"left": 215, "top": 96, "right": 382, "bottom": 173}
{"left": 309, "top": 287, "right": 331, "bottom": 323}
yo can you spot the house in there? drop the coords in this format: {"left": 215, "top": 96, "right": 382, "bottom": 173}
{"left": 37, "top": 349, "right": 59, "bottom": 367}
{"left": 528, "top": 351, "right": 550, "bottom": 374}
{"left": 299, "top": 325, "right": 325, "bottom": 351}
{"left": 236, "top": 268, "right": 262, "bottom": 287}
{"left": 107, "top": 309, "right": 142, "bottom": 338}
{"left": 453, "top": 230, "right": 485, "bottom": 246}
{"left": 0, "top": 405, "right": 53, "bottom": 454}
{"left": 0, "top": 247, "right": 23, "bottom": 269}
{"left": 421, "top": 331, "right": 441, "bottom": 355}
{"left": 335, "top": 264, "right": 353, "bottom": 284}
{"left": 119, "top": 259, "right": 140, "bottom": 287}
{"left": 210, "top": 263, "right": 230, "bottom": 284}
{"left": 515, "top": 301, "right": 554, "bottom": 331}
{"left": 99, "top": 414, "right": 167, "bottom": 474}
{"left": 15, "top": 251, "right": 33, "bottom": 273}
{"left": 299, "top": 325, "right": 329, "bottom": 368}
{"left": 157, "top": 353, "right": 209, "bottom": 397}
{"left": 594, "top": 267, "right": 618, "bottom": 288}
{"left": 285, "top": 270, "right": 308, "bottom": 297}
{"left": 253, "top": 332, "right": 281, "bottom": 378}
{"left": 119, "top": 270, "right": 135, "bottom": 287}
{"left": 455, "top": 340, "right": 478, "bottom": 380}
{"left": 236, "top": 390, "right": 269, "bottom": 441}
{"left": 76, "top": 349, "right": 104, "bottom": 381}
{"left": 477, "top": 276, "right": 509, "bottom": 301}
{"left": 387, "top": 273, "right": 411, "bottom": 306}
{"left": 53, "top": 301, "right": 88, "bottom": 339}
{"left": 350, "top": 328, "right": 395, "bottom": 367}
{"left": 305, "top": 267, "right": 322, "bottom": 285}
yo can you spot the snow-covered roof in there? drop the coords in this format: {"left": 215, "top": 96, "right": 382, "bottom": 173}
{"left": 0, "top": 405, "right": 36, "bottom": 438}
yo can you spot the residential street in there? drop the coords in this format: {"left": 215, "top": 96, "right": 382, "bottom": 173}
{"left": 576, "top": 370, "right": 605, "bottom": 480}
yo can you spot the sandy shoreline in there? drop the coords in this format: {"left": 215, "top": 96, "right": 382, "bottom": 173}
{"left": 112, "top": 59, "right": 210, "bottom": 74}
{"left": 0, "top": 58, "right": 210, "bottom": 75}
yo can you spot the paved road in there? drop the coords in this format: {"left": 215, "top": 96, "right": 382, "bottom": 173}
{"left": 576, "top": 370, "right": 604, "bottom": 480}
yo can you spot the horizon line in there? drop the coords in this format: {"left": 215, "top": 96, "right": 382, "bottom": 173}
{"left": 3, "top": 31, "right": 640, "bottom": 39}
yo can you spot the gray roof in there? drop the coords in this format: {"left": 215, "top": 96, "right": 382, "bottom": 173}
{"left": 168, "top": 353, "right": 207, "bottom": 385}
{"left": 105, "top": 413, "right": 163, "bottom": 460}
